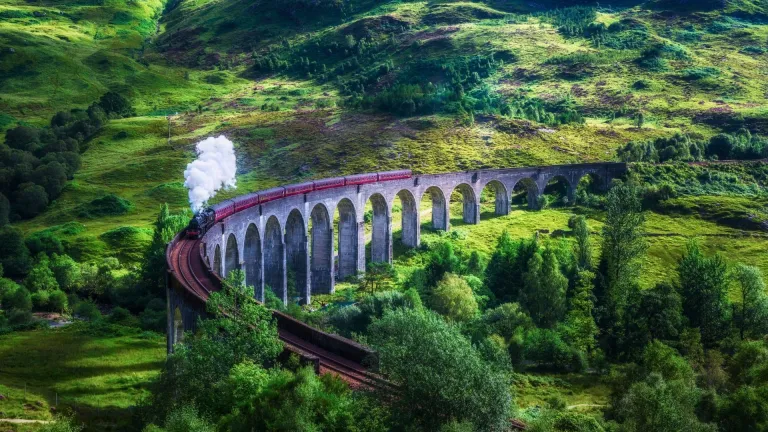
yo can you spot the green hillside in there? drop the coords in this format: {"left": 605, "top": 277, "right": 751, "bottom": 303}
{"left": 1, "top": 0, "right": 767, "bottom": 257}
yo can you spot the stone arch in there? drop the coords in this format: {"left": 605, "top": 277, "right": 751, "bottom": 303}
{"left": 543, "top": 174, "right": 573, "bottom": 206}
{"left": 224, "top": 233, "right": 239, "bottom": 278}
{"left": 512, "top": 177, "right": 540, "bottom": 209}
{"left": 421, "top": 186, "right": 448, "bottom": 231}
{"left": 213, "top": 244, "right": 222, "bottom": 276}
{"left": 335, "top": 198, "right": 359, "bottom": 281}
{"left": 243, "top": 224, "right": 262, "bottom": 298}
{"left": 285, "top": 209, "right": 308, "bottom": 303}
{"left": 367, "top": 193, "right": 391, "bottom": 263}
{"left": 396, "top": 189, "right": 419, "bottom": 248}
{"left": 310, "top": 204, "right": 334, "bottom": 295}
{"left": 575, "top": 172, "right": 605, "bottom": 195}
{"left": 173, "top": 307, "right": 183, "bottom": 344}
{"left": 481, "top": 180, "right": 509, "bottom": 217}
{"left": 264, "top": 216, "right": 285, "bottom": 303}
{"left": 452, "top": 183, "right": 479, "bottom": 224}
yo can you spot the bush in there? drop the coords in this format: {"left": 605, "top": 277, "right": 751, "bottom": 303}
{"left": 681, "top": 67, "right": 721, "bottom": 80}
{"left": 48, "top": 290, "right": 68, "bottom": 313}
{"left": 140, "top": 298, "right": 167, "bottom": 331}
{"left": 108, "top": 306, "right": 138, "bottom": 326}
{"left": 522, "top": 328, "right": 586, "bottom": 371}
{"left": 431, "top": 273, "right": 478, "bottom": 322}
{"left": 81, "top": 194, "right": 133, "bottom": 217}
{"left": 74, "top": 300, "right": 102, "bottom": 321}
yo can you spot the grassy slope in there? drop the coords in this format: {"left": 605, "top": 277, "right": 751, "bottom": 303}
{"left": 0, "top": 324, "right": 165, "bottom": 430}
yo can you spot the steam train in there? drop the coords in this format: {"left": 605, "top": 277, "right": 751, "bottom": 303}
{"left": 185, "top": 170, "right": 412, "bottom": 239}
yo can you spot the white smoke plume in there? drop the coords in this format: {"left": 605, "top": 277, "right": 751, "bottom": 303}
{"left": 184, "top": 135, "right": 237, "bottom": 212}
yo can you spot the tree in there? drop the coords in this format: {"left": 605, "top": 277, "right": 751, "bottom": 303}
{"left": 0, "top": 226, "right": 32, "bottom": 277}
{"left": 13, "top": 183, "right": 49, "bottom": 219}
{"left": 571, "top": 215, "right": 593, "bottom": 270}
{"left": 33, "top": 161, "right": 67, "bottom": 199}
{"left": 481, "top": 302, "right": 533, "bottom": 342}
{"left": 97, "top": 91, "right": 135, "bottom": 118}
{"left": 141, "top": 204, "right": 191, "bottom": 299}
{"left": 368, "top": 308, "right": 512, "bottom": 431}
{"left": 616, "top": 373, "right": 716, "bottom": 432}
{"left": 431, "top": 273, "right": 478, "bottom": 322}
{"left": 522, "top": 246, "right": 567, "bottom": 328}
{"left": 622, "top": 283, "right": 683, "bottom": 359}
{"left": 24, "top": 256, "right": 59, "bottom": 292}
{"left": 717, "top": 384, "right": 768, "bottom": 432}
{"left": 678, "top": 242, "right": 730, "bottom": 347}
{"left": 426, "top": 240, "right": 463, "bottom": 287}
{"left": 733, "top": 264, "right": 768, "bottom": 340}
{"left": 485, "top": 232, "right": 540, "bottom": 303}
{"left": 595, "top": 181, "right": 646, "bottom": 356}
{"left": 635, "top": 111, "right": 645, "bottom": 129}
{"left": 362, "top": 262, "right": 396, "bottom": 295}
{"left": 0, "top": 192, "right": 9, "bottom": 226}
{"left": 560, "top": 270, "right": 599, "bottom": 357}
{"left": 144, "top": 270, "right": 283, "bottom": 422}
{"left": 49, "top": 254, "right": 82, "bottom": 293}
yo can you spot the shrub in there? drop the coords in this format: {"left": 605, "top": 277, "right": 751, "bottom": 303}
{"left": 431, "top": 273, "right": 478, "bottom": 322}
{"left": 48, "top": 290, "right": 68, "bottom": 313}
{"left": 681, "top": 67, "right": 721, "bottom": 80}
{"left": 74, "top": 300, "right": 102, "bottom": 321}
{"left": 522, "top": 328, "right": 586, "bottom": 371}
{"left": 81, "top": 194, "right": 133, "bottom": 217}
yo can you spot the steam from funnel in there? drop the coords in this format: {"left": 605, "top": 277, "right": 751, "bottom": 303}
{"left": 184, "top": 135, "right": 237, "bottom": 212}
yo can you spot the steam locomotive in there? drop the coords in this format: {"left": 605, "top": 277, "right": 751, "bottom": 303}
{"left": 185, "top": 170, "right": 412, "bottom": 239}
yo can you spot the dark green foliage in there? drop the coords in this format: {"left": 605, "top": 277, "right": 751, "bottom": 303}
{"left": 368, "top": 308, "right": 512, "bottom": 431}
{"left": 26, "top": 230, "right": 65, "bottom": 257}
{"left": 678, "top": 242, "right": 730, "bottom": 347}
{"left": 74, "top": 300, "right": 102, "bottom": 321}
{"left": 0, "top": 226, "right": 32, "bottom": 277}
{"left": 595, "top": 181, "right": 646, "bottom": 357}
{"left": 0, "top": 92, "right": 130, "bottom": 220}
{"left": 13, "top": 183, "right": 49, "bottom": 219}
{"left": 631, "top": 162, "right": 768, "bottom": 197}
{"left": 521, "top": 246, "right": 568, "bottom": 328}
{"left": 425, "top": 240, "right": 464, "bottom": 287}
{"left": 570, "top": 215, "right": 593, "bottom": 270}
{"left": 80, "top": 194, "right": 134, "bottom": 218}
{"left": 520, "top": 327, "right": 586, "bottom": 372}
{"left": 717, "top": 385, "right": 768, "bottom": 432}
{"left": 139, "top": 298, "right": 168, "bottom": 331}
{"left": 536, "top": 6, "right": 597, "bottom": 38}
{"left": 616, "top": 373, "right": 716, "bottom": 432}
{"left": 0, "top": 193, "right": 8, "bottom": 227}
{"left": 732, "top": 264, "right": 768, "bottom": 340}
{"left": 96, "top": 91, "right": 135, "bottom": 118}
{"left": 528, "top": 409, "right": 605, "bottom": 432}
{"left": 617, "top": 133, "right": 706, "bottom": 163}
{"left": 682, "top": 67, "right": 721, "bottom": 81}
{"left": 485, "top": 232, "right": 540, "bottom": 304}
{"left": 623, "top": 283, "right": 683, "bottom": 359}
{"left": 144, "top": 270, "right": 283, "bottom": 422}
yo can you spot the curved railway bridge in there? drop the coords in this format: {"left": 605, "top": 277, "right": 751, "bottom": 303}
{"left": 166, "top": 162, "right": 627, "bottom": 387}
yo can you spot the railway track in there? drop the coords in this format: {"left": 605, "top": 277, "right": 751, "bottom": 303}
{"left": 169, "top": 237, "right": 383, "bottom": 389}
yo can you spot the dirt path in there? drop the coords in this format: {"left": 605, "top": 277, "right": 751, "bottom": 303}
{"left": 0, "top": 419, "right": 54, "bottom": 424}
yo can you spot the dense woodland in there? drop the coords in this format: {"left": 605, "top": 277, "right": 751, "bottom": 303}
{"left": 1, "top": 0, "right": 768, "bottom": 430}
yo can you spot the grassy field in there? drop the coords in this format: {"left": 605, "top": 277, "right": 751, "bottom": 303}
{"left": 0, "top": 324, "right": 165, "bottom": 431}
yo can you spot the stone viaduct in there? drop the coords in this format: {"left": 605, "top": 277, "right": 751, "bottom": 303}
{"left": 196, "top": 162, "right": 626, "bottom": 306}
